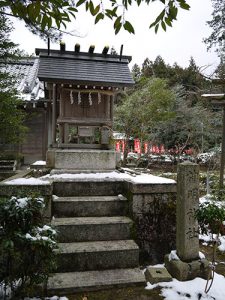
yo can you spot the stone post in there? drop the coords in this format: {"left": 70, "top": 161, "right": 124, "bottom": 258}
{"left": 165, "top": 161, "right": 209, "bottom": 281}
{"left": 176, "top": 161, "right": 199, "bottom": 261}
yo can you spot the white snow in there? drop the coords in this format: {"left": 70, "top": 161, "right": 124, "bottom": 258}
{"left": 146, "top": 272, "right": 225, "bottom": 300}
{"left": 169, "top": 250, "right": 180, "bottom": 261}
{"left": 25, "top": 232, "right": 56, "bottom": 243}
{"left": 24, "top": 297, "right": 68, "bottom": 300}
{"left": 199, "top": 251, "right": 206, "bottom": 259}
{"left": 4, "top": 177, "right": 50, "bottom": 185}
{"left": 218, "top": 236, "right": 225, "bottom": 252}
{"left": 41, "top": 171, "right": 176, "bottom": 184}
{"left": 32, "top": 160, "right": 46, "bottom": 166}
{"left": 14, "top": 196, "right": 28, "bottom": 208}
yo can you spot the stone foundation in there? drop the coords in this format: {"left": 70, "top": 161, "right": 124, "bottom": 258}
{"left": 127, "top": 182, "right": 177, "bottom": 264}
{"left": 47, "top": 149, "right": 116, "bottom": 170}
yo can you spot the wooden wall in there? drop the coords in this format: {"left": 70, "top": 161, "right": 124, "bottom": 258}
{"left": 21, "top": 108, "right": 47, "bottom": 164}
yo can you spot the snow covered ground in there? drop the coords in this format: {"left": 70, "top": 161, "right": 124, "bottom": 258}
{"left": 146, "top": 271, "right": 225, "bottom": 300}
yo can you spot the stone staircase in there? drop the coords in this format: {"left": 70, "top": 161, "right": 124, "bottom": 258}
{"left": 47, "top": 180, "right": 145, "bottom": 295}
{"left": 0, "top": 160, "right": 17, "bottom": 172}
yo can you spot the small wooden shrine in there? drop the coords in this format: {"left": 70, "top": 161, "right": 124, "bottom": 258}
{"left": 36, "top": 44, "right": 134, "bottom": 169}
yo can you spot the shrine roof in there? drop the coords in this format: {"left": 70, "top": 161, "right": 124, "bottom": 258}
{"left": 0, "top": 58, "right": 44, "bottom": 102}
{"left": 35, "top": 48, "right": 134, "bottom": 87}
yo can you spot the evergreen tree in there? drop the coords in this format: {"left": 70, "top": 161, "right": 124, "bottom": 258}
{"left": 0, "top": 15, "right": 26, "bottom": 145}
{"left": 131, "top": 63, "right": 141, "bottom": 82}
{"left": 204, "top": 0, "right": 225, "bottom": 56}
{"left": 141, "top": 58, "right": 154, "bottom": 78}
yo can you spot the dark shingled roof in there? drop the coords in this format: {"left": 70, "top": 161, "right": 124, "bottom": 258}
{"left": 35, "top": 49, "right": 134, "bottom": 87}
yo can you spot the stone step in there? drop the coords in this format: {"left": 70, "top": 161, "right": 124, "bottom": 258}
{"left": 52, "top": 216, "right": 132, "bottom": 243}
{"left": 0, "top": 160, "right": 15, "bottom": 165}
{"left": 47, "top": 268, "right": 146, "bottom": 295}
{"left": 53, "top": 180, "right": 125, "bottom": 197}
{"left": 0, "top": 165, "right": 14, "bottom": 170}
{"left": 53, "top": 195, "right": 128, "bottom": 217}
{"left": 56, "top": 240, "right": 139, "bottom": 272}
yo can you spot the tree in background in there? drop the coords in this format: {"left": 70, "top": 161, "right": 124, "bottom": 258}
{"left": 204, "top": 0, "right": 225, "bottom": 56}
{"left": 0, "top": 15, "right": 26, "bottom": 145}
{"left": 151, "top": 85, "right": 218, "bottom": 155}
{"left": 114, "top": 77, "right": 176, "bottom": 162}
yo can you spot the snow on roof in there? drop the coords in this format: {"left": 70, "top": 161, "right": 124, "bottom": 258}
{"left": 0, "top": 58, "right": 44, "bottom": 102}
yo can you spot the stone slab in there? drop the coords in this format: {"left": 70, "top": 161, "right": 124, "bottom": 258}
{"left": 53, "top": 180, "right": 125, "bottom": 197}
{"left": 56, "top": 240, "right": 139, "bottom": 272}
{"left": 145, "top": 266, "right": 172, "bottom": 284}
{"left": 128, "top": 182, "right": 177, "bottom": 194}
{"left": 53, "top": 195, "right": 128, "bottom": 217}
{"left": 54, "top": 149, "right": 116, "bottom": 170}
{"left": 52, "top": 216, "right": 132, "bottom": 242}
{"left": 47, "top": 268, "right": 146, "bottom": 295}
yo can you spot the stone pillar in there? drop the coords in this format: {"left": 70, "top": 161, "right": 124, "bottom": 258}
{"left": 165, "top": 161, "right": 209, "bottom": 281}
{"left": 176, "top": 161, "right": 199, "bottom": 261}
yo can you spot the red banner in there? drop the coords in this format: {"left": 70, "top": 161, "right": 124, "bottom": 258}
{"left": 115, "top": 141, "right": 120, "bottom": 152}
{"left": 134, "top": 139, "right": 141, "bottom": 154}
{"left": 144, "top": 142, "right": 148, "bottom": 153}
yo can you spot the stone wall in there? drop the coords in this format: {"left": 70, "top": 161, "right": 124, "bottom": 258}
{"left": 127, "top": 182, "right": 177, "bottom": 264}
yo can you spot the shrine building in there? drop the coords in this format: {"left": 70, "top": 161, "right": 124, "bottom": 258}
{"left": 2, "top": 44, "right": 134, "bottom": 168}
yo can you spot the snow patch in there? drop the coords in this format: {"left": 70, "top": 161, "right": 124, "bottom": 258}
{"left": 41, "top": 171, "right": 175, "bottom": 184}
{"left": 218, "top": 236, "right": 225, "bottom": 252}
{"left": 146, "top": 272, "right": 225, "bottom": 300}
{"left": 168, "top": 250, "right": 180, "bottom": 261}
{"left": 199, "top": 251, "right": 205, "bottom": 259}
{"left": 4, "top": 177, "right": 50, "bottom": 185}
{"left": 32, "top": 160, "right": 46, "bottom": 166}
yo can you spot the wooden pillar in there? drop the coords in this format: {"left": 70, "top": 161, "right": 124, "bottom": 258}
{"left": 106, "top": 95, "right": 110, "bottom": 119}
{"left": 64, "top": 123, "right": 69, "bottom": 144}
{"left": 110, "top": 95, "right": 114, "bottom": 121}
{"left": 52, "top": 84, "right": 57, "bottom": 145}
{"left": 47, "top": 103, "right": 52, "bottom": 147}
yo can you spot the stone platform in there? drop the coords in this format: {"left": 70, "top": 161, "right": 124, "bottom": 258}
{"left": 46, "top": 149, "right": 116, "bottom": 170}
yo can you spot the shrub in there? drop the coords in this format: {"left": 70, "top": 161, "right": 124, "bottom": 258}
{"left": 0, "top": 195, "right": 57, "bottom": 299}
{"left": 195, "top": 201, "right": 225, "bottom": 236}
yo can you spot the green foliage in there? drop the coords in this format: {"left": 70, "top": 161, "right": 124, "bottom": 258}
{"left": 195, "top": 201, "right": 225, "bottom": 235}
{"left": 0, "top": 0, "right": 190, "bottom": 37}
{"left": 114, "top": 77, "right": 176, "bottom": 142}
{"left": 0, "top": 195, "right": 57, "bottom": 298}
{"left": 0, "top": 15, "right": 27, "bottom": 145}
{"left": 151, "top": 85, "right": 216, "bottom": 153}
